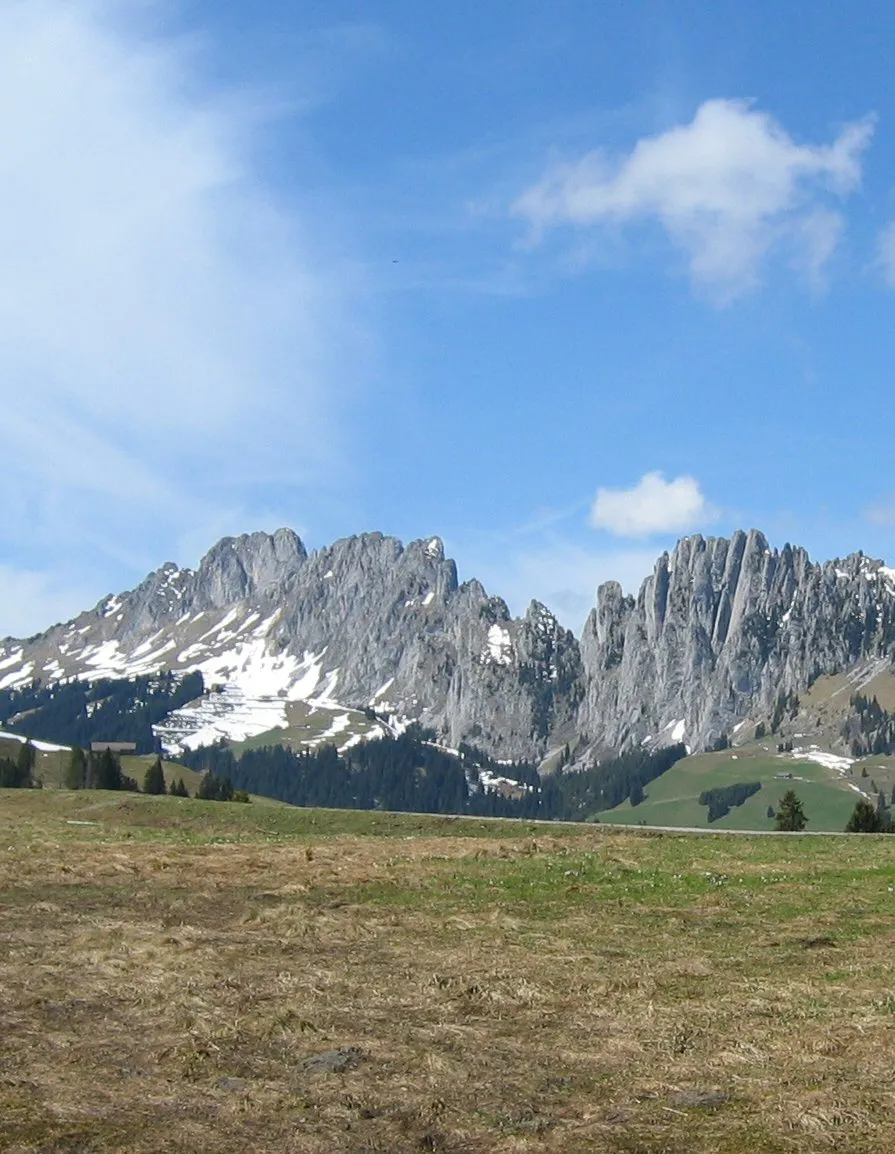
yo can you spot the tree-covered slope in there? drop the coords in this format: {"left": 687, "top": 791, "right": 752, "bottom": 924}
{"left": 0, "top": 672, "right": 203, "bottom": 753}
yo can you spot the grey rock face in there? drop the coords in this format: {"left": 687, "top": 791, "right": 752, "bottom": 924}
{"left": 109, "top": 528, "right": 308, "bottom": 641}
{"left": 2, "top": 526, "right": 893, "bottom": 762}
{"left": 0, "top": 529, "right": 578, "bottom": 760}
{"left": 577, "top": 529, "right": 895, "bottom": 755}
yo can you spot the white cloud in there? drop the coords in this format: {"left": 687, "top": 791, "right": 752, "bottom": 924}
{"left": 590, "top": 472, "right": 715, "bottom": 537}
{"left": 791, "top": 209, "right": 844, "bottom": 291}
{"left": 514, "top": 98, "right": 874, "bottom": 297}
{"left": 0, "top": 1, "right": 366, "bottom": 632}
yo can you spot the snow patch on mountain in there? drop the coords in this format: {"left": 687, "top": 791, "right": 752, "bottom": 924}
{"left": 154, "top": 685, "right": 291, "bottom": 752}
{"left": 787, "top": 746, "right": 854, "bottom": 774}
{"left": 153, "top": 644, "right": 337, "bottom": 754}
{"left": 0, "top": 729, "right": 71, "bottom": 752}
{"left": 370, "top": 678, "right": 394, "bottom": 704}
{"left": 0, "top": 661, "right": 34, "bottom": 690}
{"left": 484, "top": 624, "right": 513, "bottom": 666}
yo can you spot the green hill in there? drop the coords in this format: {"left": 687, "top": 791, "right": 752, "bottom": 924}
{"left": 599, "top": 744, "right": 871, "bottom": 831}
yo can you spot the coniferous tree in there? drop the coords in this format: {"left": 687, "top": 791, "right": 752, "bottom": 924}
{"left": 845, "top": 798, "right": 886, "bottom": 833}
{"left": 0, "top": 757, "right": 23, "bottom": 787}
{"left": 94, "top": 748, "right": 123, "bottom": 791}
{"left": 766, "top": 804, "right": 775, "bottom": 820}
{"left": 143, "top": 757, "right": 166, "bottom": 795}
{"left": 170, "top": 777, "right": 189, "bottom": 797}
{"left": 16, "top": 741, "right": 35, "bottom": 787}
{"left": 774, "top": 789, "right": 807, "bottom": 832}
{"left": 64, "top": 747, "right": 88, "bottom": 790}
{"left": 197, "top": 772, "right": 234, "bottom": 801}
{"left": 699, "top": 782, "right": 761, "bottom": 822}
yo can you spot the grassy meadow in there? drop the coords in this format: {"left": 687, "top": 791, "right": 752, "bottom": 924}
{"left": 2, "top": 789, "right": 895, "bottom": 1152}
{"left": 600, "top": 745, "right": 881, "bottom": 831}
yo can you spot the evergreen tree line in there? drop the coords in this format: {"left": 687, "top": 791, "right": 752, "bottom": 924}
{"left": 0, "top": 741, "right": 37, "bottom": 788}
{"left": 456, "top": 740, "right": 542, "bottom": 788}
{"left": 845, "top": 795, "right": 894, "bottom": 833}
{"left": 63, "top": 746, "right": 203, "bottom": 799}
{"left": 698, "top": 781, "right": 762, "bottom": 822}
{"left": 547, "top": 743, "right": 687, "bottom": 818}
{"left": 842, "top": 693, "right": 895, "bottom": 757}
{"left": 63, "top": 746, "right": 140, "bottom": 791}
{"left": 0, "top": 672, "right": 204, "bottom": 753}
{"left": 195, "top": 772, "right": 248, "bottom": 802}
{"left": 178, "top": 733, "right": 688, "bottom": 821}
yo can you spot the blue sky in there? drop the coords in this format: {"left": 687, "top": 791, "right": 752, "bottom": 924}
{"left": 2, "top": 0, "right": 895, "bottom": 635}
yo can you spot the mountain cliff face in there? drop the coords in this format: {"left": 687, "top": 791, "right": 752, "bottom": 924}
{"left": 1, "top": 526, "right": 893, "bottom": 761}
{"left": 0, "top": 530, "right": 580, "bottom": 759}
{"left": 577, "top": 529, "right": 895, "bottom": 755}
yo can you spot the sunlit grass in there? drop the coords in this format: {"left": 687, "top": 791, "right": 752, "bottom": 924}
{"left": 2, "top": 789, "right": 894, "bottom": 1152}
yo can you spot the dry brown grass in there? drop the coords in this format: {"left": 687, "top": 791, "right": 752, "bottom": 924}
{"left": 2, "top": 791, "right": 895, "bottom": 1151}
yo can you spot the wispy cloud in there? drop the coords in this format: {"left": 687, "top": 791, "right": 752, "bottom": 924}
{"left": 0, "top": 1, "right": 366, "bottom": 633}
{"left": 514, "top": 98, "right": 874, "bottom": 298}
{"left": 590, "top": 472, "right": 716, "bottom": 537}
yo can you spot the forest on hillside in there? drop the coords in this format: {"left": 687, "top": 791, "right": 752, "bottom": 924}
{"left": 179, "top": 730, "right": 687, "bottom": 821}
{"left": 0, "top": 672, "right": 204, "bottom": 753}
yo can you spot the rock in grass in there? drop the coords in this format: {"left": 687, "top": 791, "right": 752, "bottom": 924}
{"left": 300, "top": 1046, "right": 364, "bottom": 1074}
{"left": 216, "top": 1077, "right": 248, "bottom": 1092}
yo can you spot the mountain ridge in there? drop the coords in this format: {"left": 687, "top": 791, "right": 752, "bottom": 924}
{"left": 1, "top": 526, "right": 894, "bottom": 762}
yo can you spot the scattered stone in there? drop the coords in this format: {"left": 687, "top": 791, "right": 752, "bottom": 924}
{"left": 668, "top": 1089, "right": 730, "bottom": 1110}
{"left": 216, "top": 1077, "right": 248, "bottom": 1092}
{"left": 300, "top": 1046, "right": 364, "bottom": 1074}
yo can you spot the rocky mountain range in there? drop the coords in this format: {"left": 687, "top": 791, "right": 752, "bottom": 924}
{"left": 1, "top": 527, "right": 894, "bottom": 762}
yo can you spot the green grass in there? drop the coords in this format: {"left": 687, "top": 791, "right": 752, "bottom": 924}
{"left": 3, "top": 789, "right": 895, "bottom": 1152}
{"left": 0, "top": 787, "right": 583, "bottom": 846}
{"left": 601, "top": 747, "right": 862, "bottom": 831}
